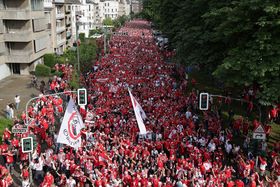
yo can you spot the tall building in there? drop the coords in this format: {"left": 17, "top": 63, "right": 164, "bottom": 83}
{"left": 44, "top": 0, "right": 54, "bottom": 53}
{"left": 0, "top": 0, "right": 48, "bottom": 80}
{"left": 131, "top": 0, "right": 142, "bottom": 14}
{"left": 118, "top": 0, "right": 130, "bottom": 17}
{"left": 78, "top": 0, "right": 99, "bottom": 38}
{"left": 53, "top": 0, "right": 67, "bottom": 55}
{"left": 102, "top": 0, "right": 119, "bottom": 20}
{"left": 65, "top": 0, "right": 81, "bottom": 48}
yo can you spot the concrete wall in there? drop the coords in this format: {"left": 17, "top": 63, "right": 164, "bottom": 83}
{"left": 0, "top": 63, "right": 11, "bottom": 80}
{"left": 20, "top": 63, "right": 30, "bottom": 75}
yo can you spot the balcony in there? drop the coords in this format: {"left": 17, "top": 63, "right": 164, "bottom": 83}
{"left": 4, "top": 31, "right": 32, "bottom": 42}
{"left": 0, "top": 43, "right": 5, "bottom": 54}
{"left": 47, "top": 23, "right": 52, "bottom": 30}
{"left": 6, "top": 50, "right": 33, "bottom": 63}
{"left": 75, "top": 11, "right": 82, "bottom": 16}
{"left": 66, "top": 32, "right": 72, "bottom": 39}
{"left": 57, "top": 39, "right": 66, "bottom": 46}
{"left": 56, "top": 26, "right": 66, "bottom": 33}
{"left": 54, "top": 0, "right": 65, "bottom": 3}
{"left": 56, "top": 13, "right": 65, "bottom": 19}
{"left": 65, "top": 10, "right": 71, "bottom": 14}
{"left": 44, "top": 1, "right": 52, "bottom": 8}
{"left": 0, "top": 10, "right": 31, "bottom": 20}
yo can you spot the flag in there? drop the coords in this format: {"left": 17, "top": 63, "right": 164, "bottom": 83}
{"left": 57, "top": 98, "right": 85, "bottom": 149}
{"left": 128, "top": 88, "right": 147, "bottom": 135}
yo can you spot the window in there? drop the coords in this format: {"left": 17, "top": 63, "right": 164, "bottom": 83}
{"left": 31, "top": 0, "right": 43, "bottom": 11}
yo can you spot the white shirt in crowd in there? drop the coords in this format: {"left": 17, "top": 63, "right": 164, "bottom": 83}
{"left": 208, "top": 141, "right": 216, "bottom": 152}
{"left": 225, "top": 141, "right": 232, "bottom": 154}
{"left": 185, "top": 111, "right": 192, "bottom": 119}
{"left": 14, "top": 95, "right": 20, "bottom": 104}
{"left": 66, "top": 178, "right": 76, "bottom": 187}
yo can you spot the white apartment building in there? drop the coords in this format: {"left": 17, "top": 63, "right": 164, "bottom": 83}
{"left": 102, "top": 0, "right": 119, "bottom": 20}
{"left": 131, "top": 0, "right": 142, "bottom": 14}
{"left": 44, "top": 0, "right": 54, "bottom": 53}
{"left": 0, "top": 0, "right": 48, "bottom": 80}
{"left": 69, "top": 0, "right": 131, "bottom": 39}
{"left": 53, "top": 0, "right": 67, "bottom": 55}
{"left": 65, "top": 0, "right": 81, "bottom": 47}
{"left": 118, "top": 0, "right": 130, "bottom": 17}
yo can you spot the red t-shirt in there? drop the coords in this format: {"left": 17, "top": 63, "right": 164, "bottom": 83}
{"left": 226, "top": 181, "right": 235, "bottom": 187}
{"left": 235, "top": 180, "right": 244, "bottom": 187}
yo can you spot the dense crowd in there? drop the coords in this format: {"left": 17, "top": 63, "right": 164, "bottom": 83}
{"left": 0, "top": 20, "right": 279, "bottom": 187}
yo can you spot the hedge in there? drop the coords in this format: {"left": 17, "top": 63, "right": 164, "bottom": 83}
{"left": 35, "top": 64, "right": 51, "bottom": 77}
{"left": 44, "top": 53, "right": 56, "bottom": 68}
{"left": 0, "top": 118, "right": 13, "bottom": 143}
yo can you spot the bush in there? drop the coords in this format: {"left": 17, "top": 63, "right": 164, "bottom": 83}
{"left": 79, "top": 33, "right": 85, "bottom": 42}
{"left": 44, "top": 54, "right": 56, "bottom": 68}
{"left": 69, "top": 69, "right": 79, "bottom": 89}
{"left": 51, "top": 71, "right": 64, "bottom": 78}
{"left": 0, "top": 118, "right": 13, "bottom": 143}
{"left": 35, "top": 64, "right": 51, "bottom": 77}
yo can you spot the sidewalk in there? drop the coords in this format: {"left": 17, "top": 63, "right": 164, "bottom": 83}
{"left": 0, "top": 75, "right": 41, "bottom": 118}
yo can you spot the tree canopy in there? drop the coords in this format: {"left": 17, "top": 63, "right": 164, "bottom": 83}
{"left": 141, "top": 0, "right": 280, "bottom": 105}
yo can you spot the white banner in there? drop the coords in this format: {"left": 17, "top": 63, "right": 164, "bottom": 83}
{"left": 57, "top": 98, "right": 85, "bottom": 149}
{"left": 128, "top": 88, "right": 147, "bottom": 135}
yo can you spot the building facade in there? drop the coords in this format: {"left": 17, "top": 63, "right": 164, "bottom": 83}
{"left": 131, "top": 0, "right": 142, "bottom": 14}
{"left": 53, "top": 0, "right": 67, "bottom": 55}
{"left": 118, "top": 0, "right": 131, "bottom": 17}
{"left": 0, "top": 0, "right": 48, "bottom": 79}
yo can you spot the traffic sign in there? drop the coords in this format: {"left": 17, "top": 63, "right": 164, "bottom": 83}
{"left": 12, "top": 128, "right": 28, "bottom": 134}
{"left": 253, "top": 125, "right": 266, "bottom": 140}
{"left": 21, "top": 137, "right": 33, "bottom": 153}
{"left": 199, "top": 93, "right": 209, "bottom": 110}
{"left": 252, "top": 133, "right": 266, "bottom": 140}
{"left": 253, "top": 125, "right": 265, "bottom": 133}
{"left": 77, "top": 88, "right": 87, "bottom": 106}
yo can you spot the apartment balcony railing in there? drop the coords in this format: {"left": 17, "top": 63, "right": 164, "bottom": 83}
{"left": 4, "top": 31, "right": 32, "bottom": 42}
{"left": 75, "top": 11, "right": 82, "bottom": 16}
{"left": 44, "top": 1, "right": 52, "bottom": 8}
{"left": 66, "top": 32, "right": 72, "bottom": 39}
{"left": 56, "top": 13, "right": 65, "bottom": 19}
{"left": 47, "top": 23, "right": 52, "bottom": 29}
{"left": 65, "top": 10, "right": 71, "bottom": 14}
{"left": 0, "top": 43, "right": 5, "bottom": 54}
{"left": 0, "top": 9, "right": 31, "bottom": 20}
{"left": 54, "top": 0, "right": 65, "bottom": 3}
{"left": 6, "top": 50, "right": 33, "bottom": 63}
{"left": 57, "top": 39, "right": 66, "bottom": 46}
{"left": 56, "top": 26, "right": 66, "bottom": 33}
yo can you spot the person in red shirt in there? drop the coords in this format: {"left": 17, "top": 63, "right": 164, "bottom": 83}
{"left": 269, "top": 107, "right": 278, "bottom": 121}
{"left": 2, "top": 128, "right": 11, "bottom": 145}
{"left": 3, "top": 150, "right": 14, "bottom": 172}
{"left": 235, "top": 179, "right": 244, "bottom": 187}
{"left": 40, "top": 171, "right": 54, "bottom": 187}
{"left": 21, "top": 165, "right": 29, "bottom": 180}
{"left": 226, "top": 180, "right": 235, "bottom": 187}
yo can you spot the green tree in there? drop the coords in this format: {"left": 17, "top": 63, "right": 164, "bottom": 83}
{"left": 142, "top": 0, "right": 280, "bottom": 105}
{"left": 103, "top": 17, "right": 113, "bottom": 26}
{"left": 44, "top": 53, "right": 56, "bottom": 68}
